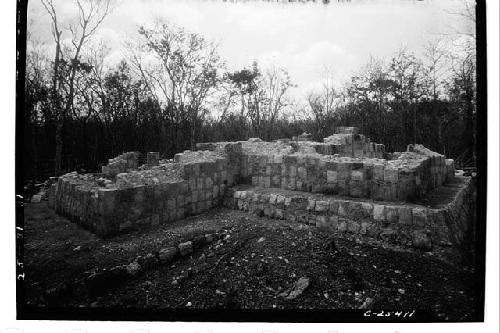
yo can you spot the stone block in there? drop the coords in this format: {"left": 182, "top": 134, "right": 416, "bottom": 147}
{"left": 315, "top": 215, "right": 330, "bottom": 229}
{"left": 296, "top": 180, "right": 304, "bottom": 191}
{"left": 337, "top": 200, "right": 349, "bottom": 217}
{"left": 373, "top": 204, "right": 386, "bottom": 221}
{"left": 213, "top": 185, "right": 220, "bottom": 198}
{"left": 297, "top": 167, "right": 307, "bottom": 179}
{"left": 398, "top": 207, "right": 413, "bottom": 225}
{"left": 263, "top": 206, "right": 273, "bottom": 217}
{"left": 98, "top": 188, "right": 118, "bottom": 216}
{"left": 328, "top": 215, "right": 339, "bottom": 229}
{"left": 264, "top": 176, "right": 271, "bottom": 188}
{"left": 351, "top": 170, "right": 364, "bottom": 181}
{"left": 411, "top": 230, "right": 432, "bottom": 251}
{"left": 166, "top": 199, "right": 175, "bottom": 210}
{"left": 326, "top": 170, "right": 338, "bottom": 183}
{"left": 359, "top": 222, "right": 370, "bottom": 234}
{"left": 328, "top": 200, "right": 339, "bottom": 215}
{"left": 306, "top": 199, "right": 316, "bottom": 211}
{"left": 196, "top": 177, "right": 204, "bottom": 190}
{"left": 412, "top": 208, "right": 429, "bottom": 227}
{"left": 269, "top": 194, "right": 277, "bottom": 204}
{"left": 385, "top": 205, "right": 399, "bottom": 223}
{"left": 159, "top": 247, "right": 178, "bottom": 264}
{"left": 176, "top": 195, "right": 185, "bottom": 207}
{"left": 337, "top": 163, "right": 350, "bottom": 180}
{"left": 347, "top": 220, "right": 360, "bottom": 233}
{"left": 384, "top": 167, "right": 399, "bottom": 183}
{"left": 349, "top": 181, "right": 363, "bottom": 197}
{"left": 178, "top": 241, "right": 193, "bottom": 256}
{"left": 147, "top": 152, "right": 160, "bottom": 166}
{"left": 176, "top": 208, "right": 185, "bottom": 219}
{"left": 360, "top": 202, "right": 374, "bottom": 216}
{"left": 315, "top": 200, "right": 328, "bottom": 212}
{"left": 337, "top": 218, "right": 347, "bottom": 232}
{"left": 338, "top": 180, "right": 349, "bottom": 196}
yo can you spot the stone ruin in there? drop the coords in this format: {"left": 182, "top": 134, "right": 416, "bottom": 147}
{"left": 47, "top": 127, "right": 475, "bottom": 253}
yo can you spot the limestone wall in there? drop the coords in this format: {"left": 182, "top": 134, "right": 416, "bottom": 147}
{"left": 239, "top": 149, "right": 450, "bottom": 202}
{"left": 101, "top": 152, "right": 141, "bottom": 177}
{"left": 224, "top": 176, "right": 475, "bottom": 251}
{"left": 48, "top": 127, "right": 459, "bottom": 239}
{"left": 323, "top": 132, "right": 385, "bottom": 159}
{"left": 49, "top": 150, "right": 232, "bottom": 237}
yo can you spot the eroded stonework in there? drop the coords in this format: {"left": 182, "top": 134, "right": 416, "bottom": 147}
{"left": 48, "top": 127, "right": 473, "bottom": 254}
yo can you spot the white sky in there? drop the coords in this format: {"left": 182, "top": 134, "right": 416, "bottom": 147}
{"left": 27, "top": 0, "right": 473, "bottom": 101}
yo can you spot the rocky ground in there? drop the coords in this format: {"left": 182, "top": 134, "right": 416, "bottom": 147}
{"left": 21, "top": 202, "right": 480, "bottom": 321}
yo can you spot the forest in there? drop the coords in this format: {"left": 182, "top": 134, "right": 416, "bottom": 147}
{"left": 22, "top": 0, "right": 478, "bottom": 181}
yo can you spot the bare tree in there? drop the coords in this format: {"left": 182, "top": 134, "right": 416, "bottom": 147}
{"left": 423, "top": 39, "right": 448, "bottom": 153}
{"left": 444, "top": 0, "right": 476, "bottom": 39}
{"left": 388, "top": 48, "right": 426, "bottom": 144}
{"left": 307, "top": 69, "right": 343, "bottom": 138}
{"left": 41, "top": 0, "right": 113, "bottom": 175}
{"left": 224, "top": 62, "right": 294, "bottom": 139}
{"left": 128, "top": 21, "right": 224, "bottom": 149}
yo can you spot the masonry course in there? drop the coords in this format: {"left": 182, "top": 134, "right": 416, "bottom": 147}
{"left": 48, "top": 127, "right": 473, "bottom": 254}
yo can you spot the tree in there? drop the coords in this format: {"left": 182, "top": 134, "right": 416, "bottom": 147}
{"left": 128, "top": 22, "right": 224, "bottom": 149}
{"left": 307, "top": 69, "right": 343, "bottom": 139}
{"left": 388, "top": 48, "right": 426, "bottom": 144}
{"left": 447, "top": 45, "right": 476, "bottom": 165}
{"left": 41, "top": 0, "right": 113, "bottom": 175}
{"left": 224, "top": 62, "right": 294, "bottom": 139}
{"left": 423, "top": 39, "right": 448, "bottom": 153}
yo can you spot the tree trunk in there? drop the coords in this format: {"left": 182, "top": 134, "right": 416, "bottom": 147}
{"left": 54, "top": 122, "right": 63, "bottom": 175}
{"left": 413, "top": 101, "right": 417, "bottom": 144}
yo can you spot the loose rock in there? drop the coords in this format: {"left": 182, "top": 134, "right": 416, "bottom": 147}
{"left": 126, "top": 261, "right": 141, "bottom": 276}
{"left": 279, "top": 277, "right": 310, "bottom": 300}
{"left": 178, "top": 241, "right": 193, "bottom": 256}
{"left": 137, "top": 253, "right": 158, "bottom": 270}
{"left": 159, "top": 247, "right": 178, "bottom": 264}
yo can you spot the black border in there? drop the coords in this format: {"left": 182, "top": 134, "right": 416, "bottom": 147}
{"left": 15, "top": 0, "right": 488, "bottom": 323}
{"left": 472, "top": 0, "right": 487, "bottom": 322}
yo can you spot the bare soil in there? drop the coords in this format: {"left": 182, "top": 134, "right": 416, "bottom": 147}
{"left": 21, "top": 202, "right": 479, "bottom": 321}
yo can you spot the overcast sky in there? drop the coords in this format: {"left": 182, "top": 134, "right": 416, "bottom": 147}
{"left": 27, "top": 0, "right": 473, "bottom": 100}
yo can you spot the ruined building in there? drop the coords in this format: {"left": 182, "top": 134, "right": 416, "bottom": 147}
{"left": 48, "top": 127, "right": 475, "bottom": 253}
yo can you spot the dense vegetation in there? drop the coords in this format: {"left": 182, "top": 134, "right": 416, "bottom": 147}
{"left": 23, "top": 0, "right": 477, "bottom": 180}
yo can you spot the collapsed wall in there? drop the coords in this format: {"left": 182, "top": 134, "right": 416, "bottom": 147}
{"left": 48, "top": 126, "right": 473, "bottom": 254}
{"left": 101, "top": 151, "right": 141, "bottom": 177}
{"left": 323, "top": 126, "right": 386, "bottom": 158}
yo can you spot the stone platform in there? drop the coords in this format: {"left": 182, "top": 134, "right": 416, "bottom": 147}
{"left": 47, "top": 126, "right": 474, "bottom": 255}
{"left": 223, "top": 176, "right": 475, "bottom": 251}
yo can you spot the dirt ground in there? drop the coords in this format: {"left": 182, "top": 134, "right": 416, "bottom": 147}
{"left": 20, "top": 202, "right": 480, "bottom": 321}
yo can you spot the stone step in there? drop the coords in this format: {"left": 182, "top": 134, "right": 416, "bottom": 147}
{"left": 223, "top": 176, "right": 475, "bottom": 252}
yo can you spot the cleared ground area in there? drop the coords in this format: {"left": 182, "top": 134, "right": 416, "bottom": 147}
{"left": 22, "top": 202, "right": 478, "bottom": 321}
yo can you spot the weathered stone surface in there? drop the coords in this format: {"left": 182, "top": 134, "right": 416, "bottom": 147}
{"left": 137, "top": 253, "right": 158, "bottom": 270}
{"left": 373, "top": 204, "right": 385, "bottom": 221}
{"left": 159, "top": 247, "right": 179, "bottom": 264}
{"left": 178, "top": 241, "right": 193, "bottom": 256}
{"left": 50, "top": 127, "right": 461, "bottom": 251}
{"left": 126, "top": 261, "right": 141, "bottom": 276}
{"left": 411, "top": 230, "right": 433, "bottom": 251}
